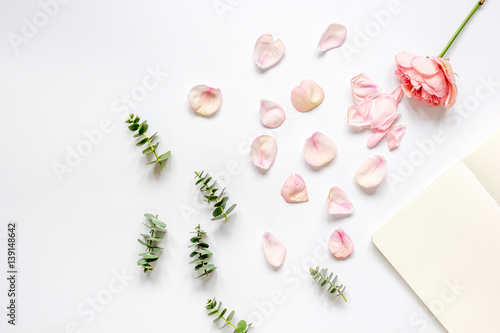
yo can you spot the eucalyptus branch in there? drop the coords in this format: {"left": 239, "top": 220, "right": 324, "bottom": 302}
{"left": 310, "top": 266, "right": 347, "bottom": 302}
{"left": 206, "top": 298, "right": 251, "bottom": 333}
{"left": 137, "top": 214, "right": 166, "bottom": 273}
{"left": 194, "top": 171, "right": 237, "bottom": 222}
{"left": 125, "top": 113, "right": 170, "bottom": 169}
{"left": 189, "top": 224, "right": 216, "bottom": 278}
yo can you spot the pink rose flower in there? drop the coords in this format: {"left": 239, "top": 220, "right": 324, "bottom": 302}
{"left": 395, "top": 51, "right": 458, "bottom": 108}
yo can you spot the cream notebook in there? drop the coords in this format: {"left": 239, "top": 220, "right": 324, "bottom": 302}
{"left": 373, "top": 130, "right": 500, "bottom": 333}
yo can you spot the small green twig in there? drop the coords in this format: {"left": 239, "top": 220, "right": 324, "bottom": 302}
{"left": 194, "top": 171, "right": 237, "bottom": 222}
{"left": 206, "top": 298, "right": 251, "bottom": 333}
{"left": 310, "top": 266, "right": 347, "bottom": 302}
{"left": 189, "top": 224, "right": 216, "bottom": 278}
{"left": 125, "top": 113, "right": 170, "bottom": 169}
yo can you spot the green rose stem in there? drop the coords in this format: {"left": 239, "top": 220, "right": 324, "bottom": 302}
{"left": 439, "top": 0, "right": 485, "bottom": 58}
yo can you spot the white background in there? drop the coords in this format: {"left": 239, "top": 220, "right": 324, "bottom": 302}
{"left": 1, "top": 0, "right": 499, "bottom": 332}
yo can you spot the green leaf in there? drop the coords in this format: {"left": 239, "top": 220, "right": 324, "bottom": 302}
{"left": 189, "top": 258, "right": 205, "bottom": 265}
{"left": 149, "top": 132, "right": 157, "bottom": 142}
{"left": 152, "top": 219, "right": 166, "bottom": 229}
{"left": 194, "top": 249, "right": 212, "bottom": 255}
{"left": 235, "top": 320, "right": 248, "bottom": 332}
{"left": 137, "top": 259, "right": 148, "bottom": 266}
{"left": 136, "top": 137, "right": 148, "bottom": 146}
{"left": 196, "top": 267, "right": 216, "bottom": 278}
{"left": 137, "top": 239, "right": 148, "bottom": 247}
{"left": 147, "top": 237, "right": 162, "bottom": 242}
{"left": 212, "top": 206, "right": 223, "bottom": 217}
{"left": 138, "top": 123, "right": 148, "bottom": 135}
{"left": 144, "top": 213, "right": 157, "bottom": 221}
{"left": 216, "top": 308, "right": 227, "bottom": 322}
{"left": 214, "top": 196, "right": 228, "bottom": 208}
{"left": 140, "top": 253, "right": 159, "bottom": 259}
{"left": 133, "top": 116, "right": 140, "bottom": 123}
{"left": 198, "top": 264, "right": 215, "bottom": 271}
{"left": 225, "top": 204, "right": 237, "bottom": 215}
{"left": 226, "top": 310, "right": 235, "bottom": 322}
{"left": 158, "top": 151, "right": 171, "bottom": 161}
{"left": 142, "top": 142, "right": 159, "bottom": 154}
{"left": 211, "top": 213, "right": 226, "bottom": 221}
{"left": 128, "top": 123, "right": 139, "bottom": 131}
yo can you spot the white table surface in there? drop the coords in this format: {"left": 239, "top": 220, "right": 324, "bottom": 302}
{"left": 1, "top": 0, "right": 499, "bottom": 332}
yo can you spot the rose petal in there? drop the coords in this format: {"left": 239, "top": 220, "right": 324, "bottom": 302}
{"left": 347, "top": 98, "right": 373, "bottom": 128}
{"left": 303, "top": 132, "right": 337, "bottom": 167}
{"left": 351, "top": 73, "right": 381, "bottom": 105}
{"left": 355, "top": 155, "right": 387, "bottom": 188}
{"left": 259, "top": 99, "right": 286, "bottom": 128}
{"left": 390, "top": 86, "right": 403, "bottom": 103}
{"left": 367, "top": 130, "right": 387, "bottom": 149}
{"left": 281, "top": 174, "right": 309, "bottom": 203}
{"left": 188, "top": 85, "right": 222, "bottom": 116}
{"left": 370, "top": 95, "right": 400, "bottom": 131}
{"left": 327, "top": 187, "right": 354, "bottom": 215}
{"left": 411, "top": 56, "right": 439, "bottom": 76}
{"left": 433, "top": 56, "right": 458, "bottom": 108}
{"left": 251, "top": 135, "right": 277, "bottom": 170}
{"left": 395, "top": 51, "right": 415, "bottom": 68}
{"left": 254, "top": 34, "right": 285, "bottom": 69}
{"left": 387, "top": 124, "right": 406, "bottom": 150}
{"left": 291, "top": 79, "right": 324, "bottom": 112}
{"left": 328, "top": 228, "right": 354, "bottom": 259}
{"left": 262, "top": 232, "right": 287, "bottom": 268}
{"left": 317, "top": 23, "right": 347, "bottom": 52}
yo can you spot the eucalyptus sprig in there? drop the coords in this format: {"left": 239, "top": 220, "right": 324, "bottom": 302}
{"left": 206, "top": 298, "right": 251, "bottom": 333}
{"left": 125, "top": 113, "right": 170, "bottom": 169}
{"left": 189, "top": 224, "right": 216, "bottom": 278}
{"left": 309, "top": 266, "right": 347, "bottom": 302}
{"left": 137, "top": 214, "right": 166, "bottom": 273}
{"left": 194, "top": 171, "right": 237, "bottom": 222}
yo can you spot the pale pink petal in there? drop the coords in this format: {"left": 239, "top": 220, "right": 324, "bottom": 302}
{"left": 328, "top": 228, "right": 354, "bottom": 259}
{"left": 291, "top": 79, "right": 324, "bottom": 112}
{"left": 390, "top": 86, "right": 403, "bottom": 103}
{"left": 433, "top": 56, "right": 458, "bottom": 108}
{"left": 262, "top": 232, "right": 287, "bottom": 268}
{"left": 367, "top": 131, "right": 387, "bottom": 148}
{"left": 281, "top": 174, "right": 309, "bottom": 203}
{"left": 327, "top": 187, "right": 354, "bottom": 215}
{"left": 351, "top": 73, "right": 381, "bottom": 105}
{"left": 254, "top": 34, "right": 285, "bottom": 69}
{"left": 317, "top": 23, "right": 347, "bottom": 52}
{"left": 395, "top": 51, "right": 415, "bottom": 68}
{"left": 347, "top": 98, "right": 373, "bottom": 128}
{"left": 411, "top": 56, "right": 439, "bottom": 76}
{"left": 188, "top": 85, "right": 222, "bottom": 116}
{"left": 303, "top": 132, "right": 337, "bottom": 167}
{"left": 355, "top": 155, "right": 387, "bottom": 188}
{"left": 259, "top": 99, "right": 286, "bottom": 128}
{"left": 387, "top": 124, "right": 406, "bottom": 150}
{"left": 250, "top": 135, "right": 277, "bottom": 170}
{"left": 370, "top": 95, "right": 400, "bottom": 131}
